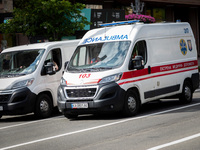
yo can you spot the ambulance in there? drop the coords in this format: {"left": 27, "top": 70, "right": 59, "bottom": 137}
{"left": 57, "top": 21, "right": 199, "bottom": 119}
{"left": 0, "top": 40, "right": 80, "bottom": 119}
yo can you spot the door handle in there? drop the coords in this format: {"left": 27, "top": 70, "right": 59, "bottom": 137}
{"left": 148, "top": 66, "right": 151, "bottom": 74}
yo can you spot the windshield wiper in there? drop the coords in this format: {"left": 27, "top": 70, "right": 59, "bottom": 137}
{"left": 68, "top": 67, "right": 84, "bottom": 72}
{"left": 88, "top": 67, "right": 113, "bottom": 71}
{"left": 68, "top": 67, "right": 113, "bottom": 72}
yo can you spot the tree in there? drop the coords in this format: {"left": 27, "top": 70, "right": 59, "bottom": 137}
{"left": 0, "top": 0, "right": 90, "bottom": 41}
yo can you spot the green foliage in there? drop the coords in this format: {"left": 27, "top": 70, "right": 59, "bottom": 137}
{"left": 0, "top": 0, "right": 90, "bottom": 41}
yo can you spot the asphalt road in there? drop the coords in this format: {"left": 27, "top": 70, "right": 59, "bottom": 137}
{"left": 0, "top": 88, "right": 200, "bottom": 150}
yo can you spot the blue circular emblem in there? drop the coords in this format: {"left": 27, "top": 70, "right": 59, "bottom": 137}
{"left": 180, "top": 39, "right": 187, "bottom": 55}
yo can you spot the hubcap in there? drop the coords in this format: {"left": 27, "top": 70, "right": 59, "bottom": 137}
{"left": 127, "top": 96, "right": 136, "bottom": 111}
{"left": 184, "top": 86, "right": 191, "bottom": 101}
{"left": 40, "top": 100, "right": 49, "bottom": 112}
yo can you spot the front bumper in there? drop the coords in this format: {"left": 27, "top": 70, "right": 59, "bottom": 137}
{"left": 0, "top": 88, "right": 36, "bottom": 115}
{"left": 57, "top": 82, "right": 125, "bottom": 115}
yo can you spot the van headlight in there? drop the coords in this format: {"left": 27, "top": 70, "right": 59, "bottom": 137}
{"left": 60, "top": 77, "right": 67, "bottom": 86}
{"left": 12, "top": 78, "right": 34, "bottom": 89}
{"left": 98, "top": 73, "right": 122, "bottom": 84}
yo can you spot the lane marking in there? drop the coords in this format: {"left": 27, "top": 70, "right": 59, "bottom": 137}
{"left": 147, "top": 133, "right": 200, "bottom": 150}
{"left": 1, "top": 102, "right": 200, "bottom": 150}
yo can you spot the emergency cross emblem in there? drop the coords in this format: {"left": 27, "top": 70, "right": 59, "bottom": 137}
{"left": 180, "top": 39, "right": 187, "bottom": 55}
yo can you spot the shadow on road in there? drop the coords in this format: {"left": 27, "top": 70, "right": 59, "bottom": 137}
{"left": 67, "top": 98, "right": 200, "bottom": 121}
{"left": 0, "top": 109, "right": 61, "bottom": 122}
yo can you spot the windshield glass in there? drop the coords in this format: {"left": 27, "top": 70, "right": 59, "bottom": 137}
{"left": 68, "top": 41, "right": 130, "bottom": 72}
{"left": 0, "top": 49, "right": 45, "bottom": 78}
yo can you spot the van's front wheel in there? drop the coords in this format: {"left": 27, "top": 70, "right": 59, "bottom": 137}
{"left": 123, "top": 90, "right": 140, "bottom": 117}
{"left": 179, "top": 81, "right": 193, "bottom": 104}
{"left": 35, "top": 94, "right": 53, "bottom": 118}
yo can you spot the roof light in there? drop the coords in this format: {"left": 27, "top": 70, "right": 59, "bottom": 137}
{"left": 100, "top": 20, "right": 140, "bottom": 27}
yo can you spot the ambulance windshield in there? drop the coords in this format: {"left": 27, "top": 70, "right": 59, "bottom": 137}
{"left": 68, "top": 41, "right": 130, "bottom": 72}
{"left": 0, "top": 49, "right": 45, "bottom": 78}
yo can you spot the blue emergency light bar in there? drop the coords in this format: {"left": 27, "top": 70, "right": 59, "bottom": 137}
{"left": 100, "top": 20, "right": 140, "bottom": 27}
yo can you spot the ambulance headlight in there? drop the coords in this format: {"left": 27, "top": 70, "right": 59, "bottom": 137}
{"left": 12, "top": 78, "right": 34, "bottom": 89}
{"left": 60, "top": 77, "right": 67, "bottom": 86}
{"left": 99, "top": 73, "right": 122, "bottom": 84}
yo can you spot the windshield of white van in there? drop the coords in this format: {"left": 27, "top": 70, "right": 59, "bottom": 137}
{"left": 68, "top": 41, "right": 130, "bottom": 72}
{"left": 0, "top": 49, "right": 45, "bottom": 78}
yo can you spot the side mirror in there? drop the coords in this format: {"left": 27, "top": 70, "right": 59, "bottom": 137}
{"left": 45, "top": 62, "right": 56, "bottom": 75}
{"left": 129, "top": 56, "right": 144, "bottom": 70}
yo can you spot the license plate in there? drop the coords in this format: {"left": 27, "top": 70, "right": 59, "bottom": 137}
{"left": 0, "top": 106, "right": 3, "bottom": 111}
{"left": 71, "top": 103, "right": 88, "bottom": 109}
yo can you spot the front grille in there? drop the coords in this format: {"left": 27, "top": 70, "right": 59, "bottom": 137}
{"left": 66, "top": 88, "right": 96, "bottom": 98}
{"left": 0, "top": 94, "right": 11, "bottom": 103}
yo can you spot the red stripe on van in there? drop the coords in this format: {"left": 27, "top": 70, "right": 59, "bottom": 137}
{"left": 119, "top": 60, "right": 198, "bottom": 85}
{"left": 119, "top": 67, "right": 198, "bottom": 86}
{"left": 151, "top": 60, "right": 198, "bottom": 74}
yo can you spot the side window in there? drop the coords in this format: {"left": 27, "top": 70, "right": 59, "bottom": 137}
{"left": 42, "top": 48, "right": 62, "bottom": 75}
{"left": 72, "top": 47, "right": 87, "bottom": 66}
{"left": 72, "top": 46, "right": 91, "bottom": 66}
{"left": 79, "top": 47, "right": 87, "bottom": 66}
{"left": 131, "top": 40, "right": 147, "bottom": 65}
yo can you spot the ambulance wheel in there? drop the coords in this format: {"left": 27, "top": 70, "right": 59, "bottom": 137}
{"left": 179, "top": 80, "right": 193, "bottom": 104}
{"left": 123, "top": 89, "right": 140, "bottom": 117}
{"left": 64, "top": 113, "right": 78, "bottom": 119}
{"left": 35, "top": 94, "right": 53, "bottom": 118}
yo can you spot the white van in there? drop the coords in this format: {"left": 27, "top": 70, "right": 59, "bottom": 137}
{"left": 57, "top": 21, "right": 199, "bottom": 119}
{"left": 0, "top": 40, "right": 80, "bottom": 118}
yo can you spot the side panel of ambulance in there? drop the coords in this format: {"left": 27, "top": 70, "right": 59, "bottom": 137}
{"left": 0, "top": 40, "right": 80, "bottom": 119}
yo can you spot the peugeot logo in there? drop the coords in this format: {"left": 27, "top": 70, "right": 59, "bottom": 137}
{"left": 80, "top": 80, "right": 84, "bottom": 85}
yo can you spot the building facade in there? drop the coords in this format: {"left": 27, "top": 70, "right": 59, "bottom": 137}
{"left": 83, "top": 0, "right": 200, "bottom": 56}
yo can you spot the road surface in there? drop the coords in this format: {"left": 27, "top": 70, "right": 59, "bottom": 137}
{"left": 0, "top": 88, "right": 200, "bottom": 150}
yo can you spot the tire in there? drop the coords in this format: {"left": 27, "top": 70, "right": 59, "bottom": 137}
{"left": 64, "top": 113, "right": 78, "bottom": 119}
{"left": 123, "top": 90, "right": 140, "bottom": 117}
{"left": 34, "top": 94, "right": 53, "bottom": 118}
{"left": 179, "top": 80, "right": 193, "bottom": 104}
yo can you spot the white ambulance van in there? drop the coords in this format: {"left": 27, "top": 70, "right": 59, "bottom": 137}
{"left": 0, "top": 39, "right": 80, "bottom": 119}
{"left": 57, "top": 21, "right": 199, "bottom": 119}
